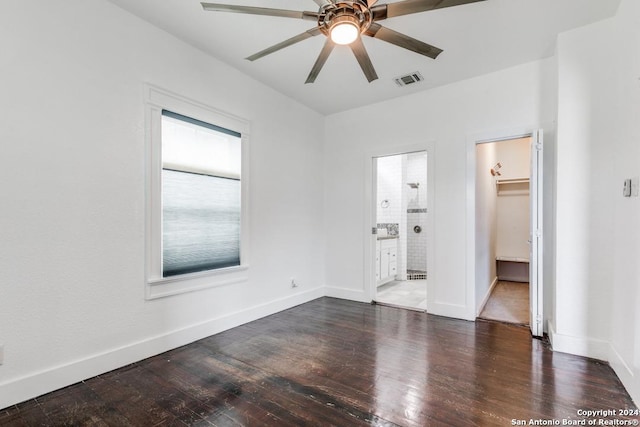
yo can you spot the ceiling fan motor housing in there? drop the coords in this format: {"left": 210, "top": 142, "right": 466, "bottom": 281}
{"left": 319, "top": 1, "right": 373, "bottom": 38}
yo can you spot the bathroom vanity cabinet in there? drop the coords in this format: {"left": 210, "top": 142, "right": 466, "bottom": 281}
{"left": 376, "top": 237, "right": 398, "bottom": 286}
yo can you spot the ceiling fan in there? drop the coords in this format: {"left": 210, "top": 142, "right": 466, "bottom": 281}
{"left": 201, "top": 0, "right": 486, "bottom": 83}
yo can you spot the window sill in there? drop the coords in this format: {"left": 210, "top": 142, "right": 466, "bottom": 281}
{"left": 145, "top": 264, "right": 249, "bottom": 300}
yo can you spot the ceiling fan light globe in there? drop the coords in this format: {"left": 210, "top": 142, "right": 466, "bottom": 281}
{"left": 330, "top": 22, "right": 359, "bottom": 45}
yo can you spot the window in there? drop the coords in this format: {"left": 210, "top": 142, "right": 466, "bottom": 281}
{"left": 145, "top": 86, "right": 249, "bottom": 299}
{"left": 161, "top": 110, "right": 241, "bottom": 276}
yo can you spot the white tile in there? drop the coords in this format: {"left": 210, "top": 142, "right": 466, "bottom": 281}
{"left": 376, "top": 280, "right": 427, "bottom": 310}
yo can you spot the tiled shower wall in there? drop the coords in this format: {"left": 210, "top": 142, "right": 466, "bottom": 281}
{"left": 406, "top": 153, "right": 427, "bottom": 272}
{"left": 407, "top": 212, "right": 427, "bottom": 271}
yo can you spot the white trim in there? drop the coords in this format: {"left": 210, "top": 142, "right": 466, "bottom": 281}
{"left": 144, "top": 84, "right": 251, "bottom": 299}
{"left": 547, "top": 322, "right": 639, "bottom": 406}
{"left": 547, "top": 321, "right": 610, "bottom": 361}
{"left": 144, "top": 85, "right": 249, "bottom": 134}
{"left": 529, "top": 129, "right": 544, "bottom": 336}
{"left": 146, "top": 265, "right": 250, "bottom": 299}
{"left": 0, "top": 287, "right": 325, "bottom": 409}
{"left": 468, "top": 126, "right": 535, "bottom": 145}
{"left": 429, "top": 301, "right": 474, "bottom": 321}
{"left": 609, "top": 343, "right": 635, "bottom": 384}
{"left": 607, "top": 343, "right": 638, "bottom": 406}
{"left": 466, "top": 124, "right": 551, "bottom": 328}
{"left": 324, "top": 286, "right": 368, "bottom": 302}
{"left": 477, "top": 276, "right": 499, "bottom": 316}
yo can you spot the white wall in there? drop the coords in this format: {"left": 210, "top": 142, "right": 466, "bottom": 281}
{"left": 611, "top": 0, "right": 640, "bottom": 405}
{"left": 475, "top": 143, "right": 498, "bottom": 313}
{"left": 0, "top": 0, "right": 325, "bottom": 408}
{"left": 553, "top": 0, "right": 640, "bottom": 404}
{"left": 376, "top": 156, "right": 403, "bottom": 225}
{"left": 324, "top": 58, "right": 557, "bottom": 319}
{"left": 495, "top": 138, "right": 531, "bottom": 261}
{"left": 553, "top": 18, "right": 616, "bottom": 358}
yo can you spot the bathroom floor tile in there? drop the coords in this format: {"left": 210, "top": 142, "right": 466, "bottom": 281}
{"left": 376, "top": 280, "right": 427, "bottom": 310}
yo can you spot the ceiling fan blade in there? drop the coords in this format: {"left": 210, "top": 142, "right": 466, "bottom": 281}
{"left": 371, "top": 0, "right": 485, "bottom": 20}
{"left": 305, "top": 39, "right": 335, "bottom": 84}
{"left": 349, "top": 37, "right": 378, "bottom": 83}
{"left": 246, "top": 28, "right": 323, "bottom": 61}
{"left": 365, "top": 23, "right": 442, "bottom": 59}
{"left": 201, "top": 3, "right": 319, "bottom": 21}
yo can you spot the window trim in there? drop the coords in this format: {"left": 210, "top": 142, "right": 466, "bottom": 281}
{"left": 144, "top": 84, "right": 250, "bottom": 299}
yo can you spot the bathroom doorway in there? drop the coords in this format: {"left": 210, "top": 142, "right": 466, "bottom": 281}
{"left": 372, "top": 151, "right": 428, "bottom": 311}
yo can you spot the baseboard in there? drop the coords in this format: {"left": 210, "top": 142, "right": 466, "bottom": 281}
{"left": 547, "top": 321, "right": 609, "bottom": 361}
{"left": 429, "top": 301, "right": 475, "bottom": 321}
{"left": 324, "top": 286, "right": 368, "bottom": 303}
{"left": 476, "top": 276, "right": 498, "bottom": 316}
{"left": 547, "top": 323, "right": 639, "bottom": 407}
{"left": 497, "top": 276, "right": 528, "bottom": 283}
{"left": 0, "top": 287, "right": 325, "bottom": 410}
{"left": 325, "top": 285, "right": 475, "bottom": 321}
{"left": 608, "top": 343, "right": 639, "bottom": 407}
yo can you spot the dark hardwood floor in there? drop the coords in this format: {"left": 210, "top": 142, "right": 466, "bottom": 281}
{"left": 2, "top": 297, "right": 638, "bottom": 426}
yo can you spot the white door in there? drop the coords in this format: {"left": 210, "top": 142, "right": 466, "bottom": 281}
{"left": 529, "top": 130, "right": 544, "bottom": 337}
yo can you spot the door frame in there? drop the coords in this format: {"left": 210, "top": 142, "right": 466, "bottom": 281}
{"left": 529, "top": 129, "right": 544, "bottom": 336}
{"left": 363, "top": 142, "right": 435, "bottom": 309}
{"left": 466, "top": 127, "right": 545, "bottom": 336}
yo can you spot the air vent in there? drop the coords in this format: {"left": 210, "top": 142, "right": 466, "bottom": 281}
{"left": 394, "top": 71, "right": 424, "bottom": 87}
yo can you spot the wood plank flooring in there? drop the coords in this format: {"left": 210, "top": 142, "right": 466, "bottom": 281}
{"left": 1, "top": 297, "right": 638, "bottom": 426}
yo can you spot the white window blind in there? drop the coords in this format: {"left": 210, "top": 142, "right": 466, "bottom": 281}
{"left": 161, "top": 110, "right": 242, "bottom": 277}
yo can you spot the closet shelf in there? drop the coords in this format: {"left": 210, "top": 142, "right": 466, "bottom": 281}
{"left": 496, "top": 177, "right": 529, "bottom": 195}
{"left": 496, "top": 256, "right": 530, "bottom": 263}
{"left": 497, "top": 178, "right": 529, "bottom": 185}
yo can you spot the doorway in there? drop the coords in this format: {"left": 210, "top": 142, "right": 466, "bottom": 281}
{"left": 372, "top": 152, "right": 428, "bottom": 311}
{"left": 473, "top": 130, "right": 543, "bottom": 336}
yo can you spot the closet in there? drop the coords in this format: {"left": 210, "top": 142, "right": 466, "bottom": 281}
{"left": 494, "top": 138, "right": 531, "bottom": 283}
{"left": 476, "top": 135, "right": 537, "bottom": 328}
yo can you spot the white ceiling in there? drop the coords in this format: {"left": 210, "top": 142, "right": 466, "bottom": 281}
{"left": 107, "top": 0, "right": 620, "bottom": 115}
